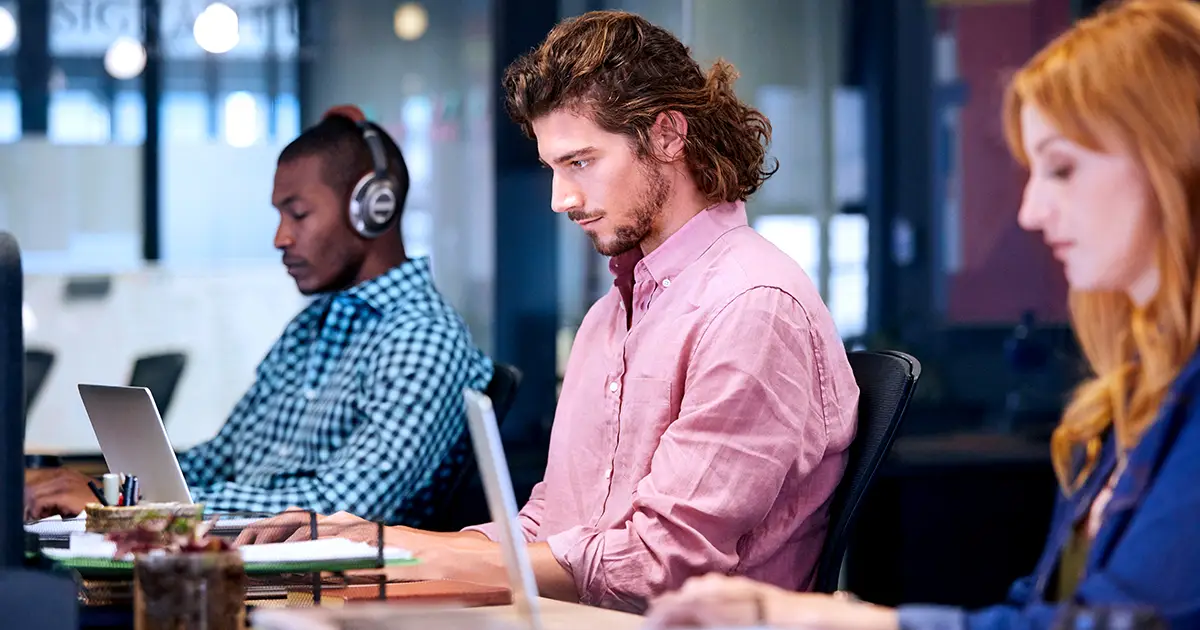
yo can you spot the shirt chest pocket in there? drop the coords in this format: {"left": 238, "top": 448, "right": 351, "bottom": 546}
{"left": 620, "top": 377, "right": 674, "bottom": 409}
{"left": 616, "top": 377, "right": 676, "bottom": 477}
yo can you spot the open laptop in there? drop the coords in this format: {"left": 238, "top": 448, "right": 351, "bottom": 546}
{"left": 76, "top": 384, "right": 192, "bottom": 504}
{"left": 462, "top": 388, "right": 544, "bottom": 630}
{"left": 26, "top": 385, "right": 274, "bottom": 539}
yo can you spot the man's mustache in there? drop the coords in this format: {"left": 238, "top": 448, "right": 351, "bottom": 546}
{"left": 568, "top": 210, "right": 602, "bottom": 222}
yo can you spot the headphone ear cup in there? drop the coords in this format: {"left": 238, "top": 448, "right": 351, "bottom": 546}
{"left": 348, "top": 173, "right": 375, "bottom": 238}
{"left": 348, "top": 174, "right": 398, "bottom": 239}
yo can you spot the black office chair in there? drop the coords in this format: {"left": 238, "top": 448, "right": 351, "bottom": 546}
{"left": 23, "top": 348, "right": 55, "bottom": 422}
{"left": 423, "top": 363, "right": 523, "bottom": 531}
{"left": 813, "top": 350, "right": 921, "bottom": 593}
{"left": 128, "top": 352, "right": 187, "bottom": 423}
{"left": 483, "top": 362, "right": 522, "bottom": 426}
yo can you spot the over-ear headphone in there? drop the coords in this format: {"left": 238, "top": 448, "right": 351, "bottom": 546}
{"left": 322, "top": 105, "right": 400, "bottom": 239}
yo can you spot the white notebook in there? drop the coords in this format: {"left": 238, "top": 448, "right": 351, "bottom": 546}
{"left": 25, "top": 514, "right": 266, "bottom": 537}
{"left": 41, "top": 534, "right": 411, "bottom": 565}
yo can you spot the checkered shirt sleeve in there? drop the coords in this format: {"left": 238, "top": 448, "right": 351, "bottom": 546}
{"left": 176, "top": 258, "right": 493, "bottom": 524}
{"left": 176, "top": 340, "right": 282, "bottom": 489}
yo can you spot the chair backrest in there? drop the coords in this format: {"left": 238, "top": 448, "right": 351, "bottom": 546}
{"left": 484, "top": 362, "right": 523, "bottom": 423}
{"left": 128, "top": 352, "right": 187, "bottom": 423}
{"left": 423, "top": 362, "right": 523, "bottom": 531}
{"left": 23, "top": 348, "right": 55, "bottom": 418}
{"left": 813, "top": 349, "right": 921, "bottom": 593}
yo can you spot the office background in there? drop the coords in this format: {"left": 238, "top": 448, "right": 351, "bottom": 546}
{"left": 9, "top": 0, "right": 1106, "bottom": 608}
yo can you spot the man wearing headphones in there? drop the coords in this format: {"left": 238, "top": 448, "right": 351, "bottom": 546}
{"left": 25, "top": 105, "right": 494, "bottom": 526}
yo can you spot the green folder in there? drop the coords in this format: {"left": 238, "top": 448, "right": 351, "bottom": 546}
{"left": 48, "top": 554, "right": 419, "bottom": 579}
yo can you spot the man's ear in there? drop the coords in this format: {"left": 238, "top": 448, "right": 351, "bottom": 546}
{"left": 649, "top": 111, "right": 688, "bottom": 162}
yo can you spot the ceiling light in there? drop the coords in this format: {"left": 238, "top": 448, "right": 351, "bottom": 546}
{"left": 0, "top": 7, "right": 16, "bottom": 53}
{"left": 393, "top": 3, "right": 428, "bottom": 41}
{"left": 103, "top": 36, "right": 147, "bottom": 80}
{"left": 194, "top": 2, "right": 240, "bottom": 54}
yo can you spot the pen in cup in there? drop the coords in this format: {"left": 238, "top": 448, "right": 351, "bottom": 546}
{"left": 122, "top": 474, "right": 135, "bottom": 507}
{"left": 87, "top": 480, "right": 108, "bottom": 506}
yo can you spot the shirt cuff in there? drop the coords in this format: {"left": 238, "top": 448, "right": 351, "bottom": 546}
{"left": 545, "top": 526, "right": 612, "bottom": 608}
{"left": 460, "top": 522, "right": 500, "bottom": 541}
{"left": 897, "top": 605, "right": 968, "bottom": 630}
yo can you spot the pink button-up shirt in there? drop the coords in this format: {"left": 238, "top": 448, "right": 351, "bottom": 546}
{"left": 470, "top": 201, "right": 858, "bottom": 612}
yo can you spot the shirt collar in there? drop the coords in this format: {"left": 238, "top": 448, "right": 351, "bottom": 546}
{"left": 342, "top": 256, "right": 435, "bottom": 313}
{"left": 608, "top": 200, "right": 748, "bottom": 285}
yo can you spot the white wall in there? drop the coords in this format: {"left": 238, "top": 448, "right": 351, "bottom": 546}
{"left": 23, "top": 265, "right": 306, "bottom": 454}
{"left": 160, "top": 141, "right": 286, "bottom": 265}
{"left": 0, "top": 141, "right": 142, "bottom": 272}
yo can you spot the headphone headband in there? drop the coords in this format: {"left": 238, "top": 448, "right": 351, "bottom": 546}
{"left": 322, "top": 105, "right": 399, "bottom": 239}
{"left": 357, "top": 123, "right": 391, "bottom": 181}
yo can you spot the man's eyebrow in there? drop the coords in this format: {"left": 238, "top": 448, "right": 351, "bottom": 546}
{"left": 545, "top": 147, "right": 596, "bottom": 166}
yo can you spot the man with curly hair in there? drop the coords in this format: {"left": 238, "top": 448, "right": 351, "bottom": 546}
{"left": 241, "top": 11, "right": 858, "bottom": 613}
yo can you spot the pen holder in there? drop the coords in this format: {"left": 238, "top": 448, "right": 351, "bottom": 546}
{"left": 86, "top": 503, "right": 206, "bottom": 540}
{"left": 134, "top": 549, "right": 246, "bottom": 630}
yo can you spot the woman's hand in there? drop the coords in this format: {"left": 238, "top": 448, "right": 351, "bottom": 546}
{"left": 644, "top": 574, "right": 899, "bottom": 630}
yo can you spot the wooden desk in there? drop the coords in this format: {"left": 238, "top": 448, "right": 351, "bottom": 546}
{"left": 251, "top": 597, "right": 643, "bottom": 630}
{"left": 467, "top": 599, "right": 641, "bottom": 630}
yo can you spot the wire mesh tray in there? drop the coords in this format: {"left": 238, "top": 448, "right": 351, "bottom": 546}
{"left": 39, "top": 510, "right": 415, "bottom": 580}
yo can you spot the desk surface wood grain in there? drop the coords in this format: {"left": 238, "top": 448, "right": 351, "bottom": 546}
{"left": 251, "top": 596, "right": 643, "bottom": 630}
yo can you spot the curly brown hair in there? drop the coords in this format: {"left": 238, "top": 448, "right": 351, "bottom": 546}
{"left": 502, "top": 10, "right": 777, "bottom": 203}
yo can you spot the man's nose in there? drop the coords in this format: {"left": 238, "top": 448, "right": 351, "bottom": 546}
{"left": 551, "top": 174, "right": 583, "bottom": 214}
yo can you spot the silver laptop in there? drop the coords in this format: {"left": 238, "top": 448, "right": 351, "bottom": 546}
{"left": 77, "top": 384, "right": 193, "bottom": 504}
{"left": 462, "top": 388, "right": 544, "bottom": 630}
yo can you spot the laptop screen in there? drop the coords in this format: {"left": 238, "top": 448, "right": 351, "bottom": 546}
{"left": 463, "top": 389, "right": 543, "bottom": 630}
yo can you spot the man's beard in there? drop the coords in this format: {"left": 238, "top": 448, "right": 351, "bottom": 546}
{"left": 589, "top": 160, "right": 672, "bottom": 257}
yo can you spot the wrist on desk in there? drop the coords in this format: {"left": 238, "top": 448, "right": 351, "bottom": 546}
{"left": 393, "top": 528, "right": 507, "bottom": 586}
{"left": 448, "top": 540, "right": 509, "bottom": 587}
{"left": 763, "top": 590, "right": 901, "bottom": 630}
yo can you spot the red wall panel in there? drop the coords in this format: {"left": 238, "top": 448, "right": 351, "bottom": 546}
{"left": 946, "top": 0, "right": 1072, "bottom": 323}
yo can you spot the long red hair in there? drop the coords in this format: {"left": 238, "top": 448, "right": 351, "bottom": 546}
{"left": 1003, "top": 0, "right": 1200, "bottom": 492}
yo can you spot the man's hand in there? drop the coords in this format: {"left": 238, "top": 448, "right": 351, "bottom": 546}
{"left": 234, "top": 509, "right": 363, "bottom": 545}
{"left": 236, "top": 510, "right": 495, "bottom": 546}
{"left": 24, "top": 468, "right": 97, "bottom": 521}
{"left": 343, "top": 527, "right": 507, "bottom": 585}
{"left": 344, "top": 528, "right": 576, "bottom": 602}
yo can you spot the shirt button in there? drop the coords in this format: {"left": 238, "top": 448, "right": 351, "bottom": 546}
{"left": 604, "top": 468, "right": 612, "bottom": 480}
{"left": 609, "top": 382, "right": 619, "bottom": 393}
{"left": 304, "top": 389, "right": 316, "bottom": 400}
{"left": 662, "top": 278, "right": 672, "bottom": 287}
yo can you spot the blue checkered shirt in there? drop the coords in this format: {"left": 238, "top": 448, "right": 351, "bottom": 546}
{"left": 176, "top": 257, "right": 493, "bottom": 525}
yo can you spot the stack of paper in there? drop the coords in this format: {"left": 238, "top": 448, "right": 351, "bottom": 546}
{"left": 26, "top": 514, "right": 266, "bottom": 539}
{"left": 241, "top": 539, "right": 412, "bottom": 564}
{"left": 24, "top": 515, "right": 86, "bottom": 537}
{"left": 41, "top": 534, "right": 411, "bottom": 565}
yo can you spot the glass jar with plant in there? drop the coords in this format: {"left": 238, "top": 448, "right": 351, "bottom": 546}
{"left": 108, "top": 516, "right": 246, "bottom": 630}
